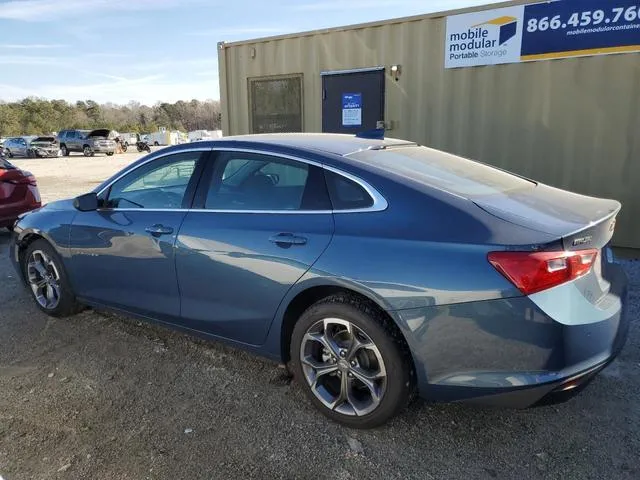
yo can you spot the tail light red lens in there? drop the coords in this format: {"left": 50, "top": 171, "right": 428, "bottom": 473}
{"left": 3, "top": 175, "right": 37, "bottom": 186}
{"left": 488, "top": 249, "right": 598, "bottom": 295}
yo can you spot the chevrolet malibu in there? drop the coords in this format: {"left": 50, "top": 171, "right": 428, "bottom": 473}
{"left": 10, "top": 134, "right": 628, "bottom": 428}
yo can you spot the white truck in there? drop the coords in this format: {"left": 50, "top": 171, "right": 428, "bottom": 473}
{"left": 143, "top": 128, "right": 188, "bottom": 146}
{"left": 188, "top": 130, "right": 223, "bottom": 142}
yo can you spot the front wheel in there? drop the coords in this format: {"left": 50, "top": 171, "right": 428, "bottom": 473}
{"left": 60, "top": 145, "right": 69, "bottom": 156}
{"left": 22, "top": 239, "right": 81, "bottom": 317}
{"left": 6, "top": 149, "right": 13, "bottom": 158}
{"left": 83, "top": 146, "right": 92, "bottom": 157}
{"left": 290, "top": 294, "right": 413, "bottom": 429}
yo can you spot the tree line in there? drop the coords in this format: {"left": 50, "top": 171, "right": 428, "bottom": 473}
{"left": 0, "top": 98, "right": 222, "bottom": 137}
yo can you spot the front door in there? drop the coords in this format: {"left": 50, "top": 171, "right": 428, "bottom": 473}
{"left": 322, "top": 68, "right": 385, "bottom": 134}
{"left": 176, "top": 150, "right": 334, "bottom": 345}
{"left": 68, "top": 150, "right": 207, "bottom": 319}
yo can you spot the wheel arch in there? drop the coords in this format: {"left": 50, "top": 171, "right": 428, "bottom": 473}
{"left": 15, "top": 231, "right": 50, "bottom": 283}
{"left": 276, "top": 279, "right": 415, "bottom": 375}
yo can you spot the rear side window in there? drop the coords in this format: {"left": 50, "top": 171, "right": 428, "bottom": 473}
{"left": 324, "top": 171, "right": 373, "bottom": 210}
{"left": 350, "top": 146, "right": 535, "bottom": 197}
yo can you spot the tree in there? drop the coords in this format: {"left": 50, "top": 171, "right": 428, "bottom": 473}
{"left": 0, "top": 98, "right": 222, "bottom": 136}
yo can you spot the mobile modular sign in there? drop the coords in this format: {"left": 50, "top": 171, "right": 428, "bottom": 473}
{"left": 445, "top": 0, "right": 640, "bottom": 68}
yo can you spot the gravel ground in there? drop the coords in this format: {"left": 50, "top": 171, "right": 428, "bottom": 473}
{"left": 0, "top": 155, "right": 639, "bottom": 479}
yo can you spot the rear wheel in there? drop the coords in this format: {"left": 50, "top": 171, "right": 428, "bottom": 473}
{"left": 60, "top": 144, "right": 69, "bottom": 156}
{"left": 290, "top": 294, "right": 413, "bottom": 429}
{"left": 106, "top": 152, "right": 114, "bottom": 156}
{"left": 22, "top": 239, "right": 80, "bottom": 317}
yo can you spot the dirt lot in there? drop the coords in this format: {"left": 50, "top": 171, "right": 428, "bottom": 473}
{"left": 1, "top": 153, "right": 639, "bottom": 480}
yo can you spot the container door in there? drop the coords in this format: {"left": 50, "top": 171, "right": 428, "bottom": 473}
{"left": 322, "top": 68, "right": 385, "bottom": 134}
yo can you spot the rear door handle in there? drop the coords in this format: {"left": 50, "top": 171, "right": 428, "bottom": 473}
{"left": 145, "top": 224, "right": 174, "bottom": 236}
{"left": 269, "top": 233, "right": 308, "bottom": 246}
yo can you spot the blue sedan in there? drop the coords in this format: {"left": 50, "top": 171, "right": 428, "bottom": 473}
{"left": 10, "top": 134, "right": 628, "bottom": 428}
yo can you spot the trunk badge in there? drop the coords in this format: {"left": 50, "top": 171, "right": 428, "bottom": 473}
{"left": 573, "top": 236, "right": 592, "bottom": 247}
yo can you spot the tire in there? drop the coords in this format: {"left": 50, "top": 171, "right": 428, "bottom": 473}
{"left": 290, "top": 294, "right": 413, "bottom": 429}
{"left": 27, "top": 149, "right": 34, "bottom": 158}
{"left": 106, "top": 152, "right": 114, "bottom": 156}
{"left": 145, "top": 146, "right": 151, "bottom": 153}
{"left": 21, "top": 239, "right": 81, "bottom": 317}
{"left": 153, "top": 141, "right": 159, "bottom": 146}
{"left": 83, "top": 145, "right": 92, "bottom": 157}
{"left": 6, "top": 149, "right": 13, "bottom": 158}
{"left": 60, "top": 145, "right": 69, "bottom": 157}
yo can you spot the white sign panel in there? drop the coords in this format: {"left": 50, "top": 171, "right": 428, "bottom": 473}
{"left": 445, "top": 5, "right": 525, "bottom": 68}
{"left": 341, "top": 93, "right": 362, "bottom": 127}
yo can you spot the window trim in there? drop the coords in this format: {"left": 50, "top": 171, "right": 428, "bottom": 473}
{"left": 95, "top": 147, "right": 387, "bottom": 214}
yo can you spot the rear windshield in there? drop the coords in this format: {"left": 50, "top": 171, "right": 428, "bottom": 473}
{"left": 1, "top": 158, "right": 16, "bottom": 170}
{"left": 351, "top": 146, "right": 535, "bottom": 197}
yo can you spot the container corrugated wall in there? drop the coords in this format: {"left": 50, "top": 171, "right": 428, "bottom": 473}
{"left": 218, "top": 4, "right": 640, "bottom": 248}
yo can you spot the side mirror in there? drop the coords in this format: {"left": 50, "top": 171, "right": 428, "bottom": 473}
{"left": 73, "top": 192, "right": 98, "bottom": 212}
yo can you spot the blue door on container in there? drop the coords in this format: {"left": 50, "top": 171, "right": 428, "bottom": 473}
{"left": 322, "top": 68, "right": 385, "bottom": 134}
{"left": 68, "top": 150, "right": 208, "bottom": 319}
{"left": 175, "top": 150, "right": 335, "bottom": 345}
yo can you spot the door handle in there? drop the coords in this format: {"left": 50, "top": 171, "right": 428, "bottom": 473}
{"left": 269, "top": 233, "right": 308, "bottom": 246}
{"left": 145, "top": 224, "right": 174, "bottom": 236}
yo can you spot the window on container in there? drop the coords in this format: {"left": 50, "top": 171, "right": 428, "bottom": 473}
{"left": 249, "top": 74, "right": 303, "bottom": 134}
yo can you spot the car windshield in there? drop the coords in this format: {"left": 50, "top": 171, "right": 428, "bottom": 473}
{"left": 350, "top": 146, "right": 535, "bottom": 197}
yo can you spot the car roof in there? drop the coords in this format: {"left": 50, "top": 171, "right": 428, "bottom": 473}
{"left": 209, "top": 133, "right": 416, "bottom": 157}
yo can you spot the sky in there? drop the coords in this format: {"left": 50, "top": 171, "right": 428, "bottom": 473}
{"left": 0, "top": 0, "right": 490, "bottom": 105}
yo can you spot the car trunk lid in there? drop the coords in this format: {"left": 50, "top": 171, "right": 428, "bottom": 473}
{"left": 473, "top": 183, "right": 620, "bottom": 250}
{"left": 477, "top": 184, "right": 621, "bottom": 306}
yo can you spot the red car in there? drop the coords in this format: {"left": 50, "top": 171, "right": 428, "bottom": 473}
{"left": 0, "top": 154, "right": 41, "bottom": 230}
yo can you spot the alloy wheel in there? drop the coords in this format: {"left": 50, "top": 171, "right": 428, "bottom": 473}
{"left": 300, "top": 318, "right": 387, "bottom": 416}
{"left": 26, "top": 250, "right": 61, "bottom": 310}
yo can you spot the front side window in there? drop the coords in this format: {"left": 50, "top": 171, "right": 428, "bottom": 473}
{"left": 106, "top": 152, "right": 202, "bottom": 209}
{"left": 205, "top": 152, "right": 330, "bottom": 211}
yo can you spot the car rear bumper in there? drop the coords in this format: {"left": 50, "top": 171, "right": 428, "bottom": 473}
{"left": 91, "top": 146, "right": 116, "bottom": 153}
{"left": 0, "top": 192, "right": 41, "bottom": 227}
{"left": 394, "top": 262, "right": 629, "bottom": 408}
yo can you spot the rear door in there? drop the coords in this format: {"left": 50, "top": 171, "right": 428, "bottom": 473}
{"left": 322, "top": 68, "right": 385, "bottom": 134}
{"left": 175, "top": 150, "right": 334, "bottom": 345}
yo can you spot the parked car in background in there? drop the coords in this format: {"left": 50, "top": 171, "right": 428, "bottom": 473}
{"left": 58, "top": 129, "right": 116, "bottom": 157}
{"left": 0, "top": 151, "right": 41, "bottom": 229}
{"left": 9, "top": 134, "right": 628, "bottom": 428}
{"left": 27, "top": 136, "right": 60, "bottom": 158}
{"left": 3, "top": 136, "right": 35, "bottom": 158}
{"left": 2, "top": 136, "right": 57, "bottom": 158}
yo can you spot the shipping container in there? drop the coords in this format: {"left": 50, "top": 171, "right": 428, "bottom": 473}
{"left": 218, "top": 0, "right": 640, "bottom": 248}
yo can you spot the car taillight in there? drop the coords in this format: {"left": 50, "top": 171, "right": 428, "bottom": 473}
{"left": 3, "top": 175, "right": 37, "bottom": 186}
{"left": 488, "top": 249, "right": 598, "bottom": 295}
